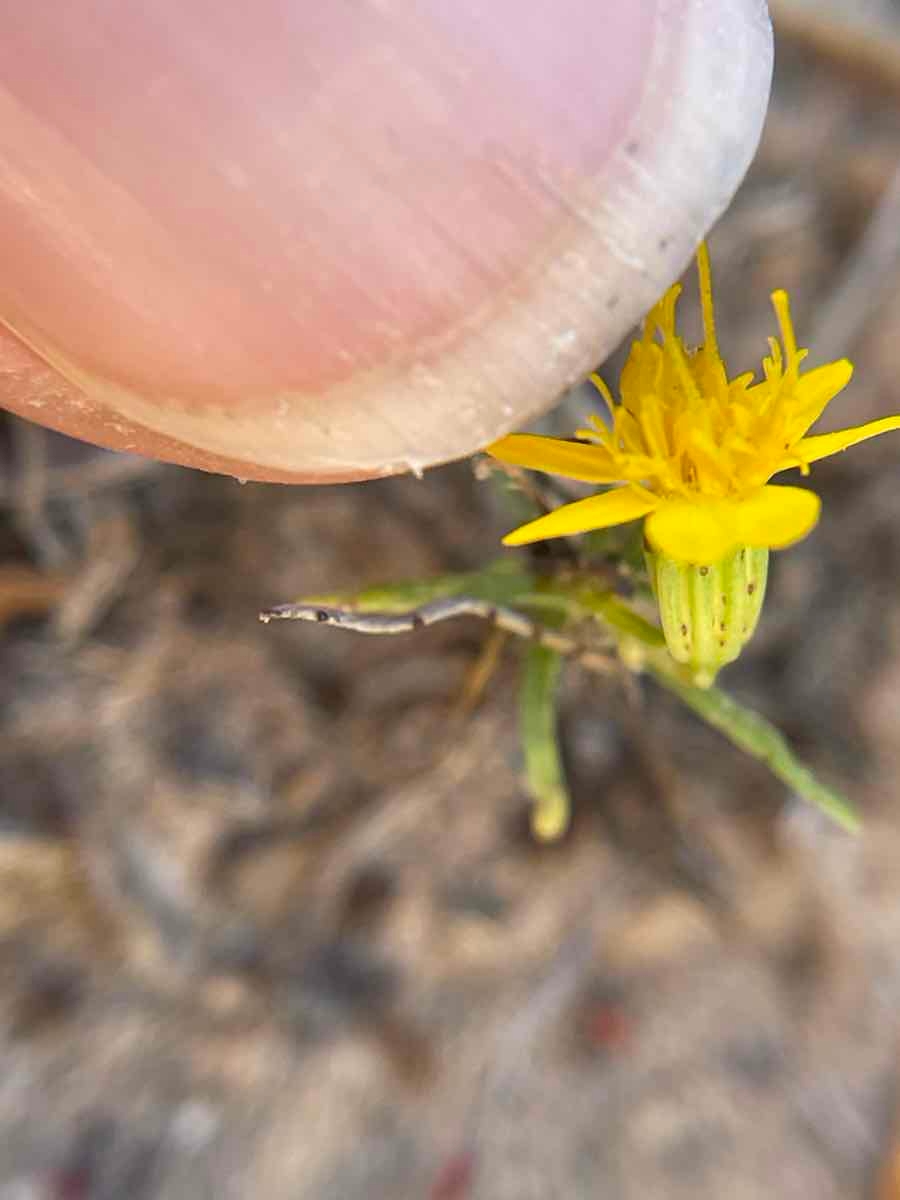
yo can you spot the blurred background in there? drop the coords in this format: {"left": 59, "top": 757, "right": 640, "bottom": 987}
{"left": 3, "top": 3, "right": 900, "bottom": 1197}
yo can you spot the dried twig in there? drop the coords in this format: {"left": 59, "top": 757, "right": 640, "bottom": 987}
{"left": 0, "top": 421, "right": 160, "bottom": 508}
{"left": 52, "top": 508, "right": 142, "bottom": 644}
{"left": 260, "top": 595, "right": 616, "bottom": 674}
{"left": 450, "top": 625, "right": 508, "bottom": 721}
{"left": 7, "top": 419, "right": 70, "bottom": 566}
{"left": 0, "top": 564, "right": 69, "bottom": 626}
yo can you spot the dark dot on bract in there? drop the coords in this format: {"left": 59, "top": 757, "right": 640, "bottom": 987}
{"left": 747, "top": 583, "right": 756, "bottom": 595}
{"left": 658, "top": 236, "right": 670, "bottom": 252}
{"left": 411, "top": 614, "right": 425, "bottom": 629}
{"left": 625, "top": 139, "right": 640, "bottom": 155}
{"left": 699, "top": 566, "right": 709, "bottom": 577}
{"left": 680, "top": 624, "right": 688, "bottom": 636}
{"left": 720, "top": 622, "right": 727, "bottom": 632}
{"left": 316, "top": 610, "right": 330, "bottom": 622}
{"left": 719, "top": 639, "right": 726, "bottom": 648}
{"left": 606, "top": 294, "right": 620, "bottom": 311}
{"left": 721, "top": 594, "right": 727, "bottom": 605}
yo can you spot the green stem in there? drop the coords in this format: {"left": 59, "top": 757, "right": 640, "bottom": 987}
{"left": 519, "top": 644, "right": 571, "bottom": 841}
{"left": 648, "top": 661, "right": 859, "bottom": 833}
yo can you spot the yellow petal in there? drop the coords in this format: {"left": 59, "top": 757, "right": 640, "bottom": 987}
{"left": 645, "top": 486, "right": 821, "bottom": 564}
{"left": 501, "top": 487, "right": 658, "bottom": 547}
{"left": 791, "top": 414, "right": 900, "bottom": 466}
{"left": 734, "top": 485, "right": 821, "bottom": 548}
{"left": 645, "top": 500, "right": 739, "bottom": 564}
{"left": 486, "top": 433, "right": 620, "bottom": 483}
{"left": 786, "top": 359, "right": 854, "bottom": 440}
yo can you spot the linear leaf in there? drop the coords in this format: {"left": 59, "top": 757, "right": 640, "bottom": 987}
{"left": 650, "top": 663, "right": 859, "bottom": 833}
{"left": 519, "top": 644, "right": 571, "bottom": 841}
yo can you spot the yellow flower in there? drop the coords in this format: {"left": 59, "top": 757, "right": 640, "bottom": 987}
{"left": 487, "top": 244, "right": 900, "bottom": 682}
{"left": 487, "top": 243, "right": 900, "bottom": 564}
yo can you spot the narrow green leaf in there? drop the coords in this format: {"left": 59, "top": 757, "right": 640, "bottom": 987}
{"left": 519, "top": 644, "right": 571, "bottom": 841}
{"left": 302, "top": 558, "right": 535, "bottom": 613}
{"left": 650, "top": 662, "right": 859, "bottom": 833}
{"left": 574, "top": 586, "right": 667, "bottom": 647}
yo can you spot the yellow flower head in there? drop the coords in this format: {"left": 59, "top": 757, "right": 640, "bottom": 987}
{"left": 488, "top": 244, "right": 900, "bottom": 565}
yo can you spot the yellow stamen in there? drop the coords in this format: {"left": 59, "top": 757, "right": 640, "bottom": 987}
{"left": 696, "top": 241, "right": 719, "bottom": 361}
{"left": 771, "top": 290, "right": 799, "bottom": 384}
{"left": 589, "top": 372, "right": 616, "bottom": 421}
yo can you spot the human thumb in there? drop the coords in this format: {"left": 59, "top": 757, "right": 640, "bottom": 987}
{"left": 0, "top": 0, "right": 772, "bottom": 483}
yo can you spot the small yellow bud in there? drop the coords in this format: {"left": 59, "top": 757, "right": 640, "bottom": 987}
{"left": 645, "top": 545, "right": 769, "bottom": 687}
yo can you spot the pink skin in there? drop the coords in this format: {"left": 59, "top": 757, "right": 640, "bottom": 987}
{"left": 0, "top": 1, "right": 772, "bottom": 483}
